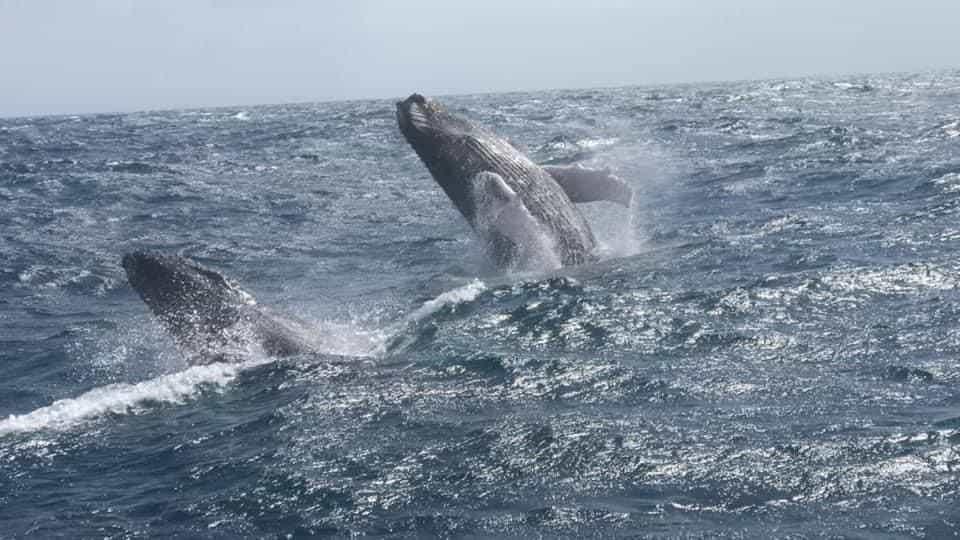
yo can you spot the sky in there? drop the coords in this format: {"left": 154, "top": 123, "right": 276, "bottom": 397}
{"left": 1, "top": 0, "right": 959, "bottom": 117}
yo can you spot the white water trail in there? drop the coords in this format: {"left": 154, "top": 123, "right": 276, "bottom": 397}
{"left": 0, "top": 358, "right": 267, "bottom": 436}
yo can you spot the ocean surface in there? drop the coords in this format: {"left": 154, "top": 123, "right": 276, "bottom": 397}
{"left": 2, "top": 71, "right": 960, "bottom": 538}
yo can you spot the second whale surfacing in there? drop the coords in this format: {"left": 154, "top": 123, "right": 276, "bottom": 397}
{"left": 397, "top": 93, "right": 632, "bottom": 271}
{"left": 123, "top": 251, "right": 315, "bottom": 362}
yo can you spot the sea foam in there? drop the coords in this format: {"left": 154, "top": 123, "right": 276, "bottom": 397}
{"left": 0, "top": 359, "right": 264, "bottom": 435}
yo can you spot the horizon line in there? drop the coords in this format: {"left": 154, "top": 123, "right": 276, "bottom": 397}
{"left": 3, "top": 66, "right": 957, "bottom": 121}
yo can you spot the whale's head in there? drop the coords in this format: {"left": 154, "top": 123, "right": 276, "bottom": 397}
{"left": 396, "top": 93, "right": 474, "bottom": 138}
{"left": 122, "top": 251, "right": 255, "bottom": 347}
{"left": 397, "top": 93, "right": 517, "bottom": 223}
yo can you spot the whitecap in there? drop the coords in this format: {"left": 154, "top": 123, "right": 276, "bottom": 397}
{"left": 0, "top": 359, "right": 267, "bottom": 436}
{"left": 407, "top": 280, "right": 487, "bottom": 323}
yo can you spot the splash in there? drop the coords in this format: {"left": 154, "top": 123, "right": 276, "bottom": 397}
{"left": 583, "top": 142, "right": 679, "bottom": 260}
{"left": 587, "top": 194, "right": 643, "bottom": 260}
{"left": 306, "top": 319, "right": 390, "bottom": 357}
{"left": 0, "top": 359, "right": 266, "bottom": 436}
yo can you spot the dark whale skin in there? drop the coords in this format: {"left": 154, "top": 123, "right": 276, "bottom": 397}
{"left": 396, "top": 93, "right": 597, "bottom": 269}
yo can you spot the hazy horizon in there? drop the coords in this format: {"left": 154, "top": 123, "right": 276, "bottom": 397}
{"left": 2, "top": 0, "right": 958, "bottom": 119}
{"left": 4, "top": 65, "right": 957, "bottom": 120}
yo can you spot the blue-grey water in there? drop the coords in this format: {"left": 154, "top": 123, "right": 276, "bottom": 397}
{"left": 2, "top": 72, "right": 960, "bottom": 538}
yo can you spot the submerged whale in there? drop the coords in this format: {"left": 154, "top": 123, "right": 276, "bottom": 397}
{"left": 122, "top": 251, "right": 314, "bottom": 361}
{"left": 397, "top": 93, "right": 632, "bottom": 270}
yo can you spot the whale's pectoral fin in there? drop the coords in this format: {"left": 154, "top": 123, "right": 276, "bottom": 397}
{"left": 472, "top": 171, "right": 518, "bottom": 206}
{"left": 470, "top": 171, "right": 552, "bottom": 265}
{"left": 471, "top": 171, "right": 537, "bottom": 232}
{"left": 542, "top": 164, "right": 633, "bottom": 207}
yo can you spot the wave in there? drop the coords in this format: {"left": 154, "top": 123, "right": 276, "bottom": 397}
{"left": 380, "top": 280, "right": 488, "bottom": 355}
{"left": 0, "top": 359, "right": 266, "bottom": 436}
{"left": 406, "top": 280, "right": 487, "bottom": 323}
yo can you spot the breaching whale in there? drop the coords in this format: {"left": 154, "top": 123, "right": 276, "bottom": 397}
{"left": 122, "top": 251, "right": 314, "bottom": 362}
{"left": 396, "top": 93, "right": 632, "bottom": 270}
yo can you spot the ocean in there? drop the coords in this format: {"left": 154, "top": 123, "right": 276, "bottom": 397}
{"left": 1, "top": 71, "right": 959, "bottom": 538}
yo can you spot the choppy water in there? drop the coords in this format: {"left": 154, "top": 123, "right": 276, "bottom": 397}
{"left": 2, "top": 71, "right": 960, "bottom": 538}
